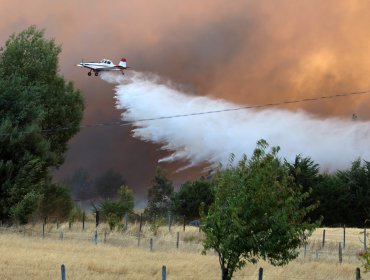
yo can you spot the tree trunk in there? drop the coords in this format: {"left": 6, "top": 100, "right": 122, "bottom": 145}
{"left": 218, "top": 254, "right": 231, "bottom": 280}
{"left": 221, "top": 267, "right": 231, "bottom": 280}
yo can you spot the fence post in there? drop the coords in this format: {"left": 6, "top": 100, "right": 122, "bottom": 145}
{"left": 168, "top": 212, "right": 172, "bottom": 232}
{"left": 356, "top": 267, "right": 361, "bottom": 280}
{"left": 364, "top": 225, "right": 367, "bottom": 252}
{"left": 162, "top": 265, "right": 167, "bottom": 280}
{"left": 176, "top": 232, "right": 180, "bottom": 249}
{"left": 61, "top": 264, "right": 66, "bottom": 280}
{"left": 315, "top": 249, "right": 319, "bottom": 259}
{"left": 304, "top": 242, "right": 307, "bottom": 258}
{"left": 343, "top": 224, "right": 346, "bottom": 250}
{"left": 338, "top": 242, "right": 342, "bottom": 263}
{"left": 183, "top": 216, "right": 186, "bottom": 232}
{"left": 104, "top": 230, "right": 107, "bottom": 243}
{"left": 139, "top": 213, "right": 143, "bottom": 232}
{"left": 96, "top": 210, "right": 100, "bottom": 227}
{"left": 322, "top": 229, "right": 326, "bottom": 248}
{"left": 42, "top": 223, "right": 45, "bottom": 239}
{"left": 56, "top": 220, "right": 59, "bottom": 230}
{"left": 150, "top": 238, "right": 153, "bottom": 252}
{"left": 69, "top": 221, "right": 71, "bottom": 230}
{"left": 82, "top": 212, "right": 85, "bottom": 231}
{"left": 94, "top": 229, "right": 98, "bottom": 245}
{"left": 138, "top": 233, "right": 141, "bottom": 247}
{"left": 124, "top": 213, "right": 128, "bottom": 231}
{"left": 258, "top": 267, "right": 263, "bottom": 280}
{"left": 59, "top": 231, "right": 64, "bottom": 241}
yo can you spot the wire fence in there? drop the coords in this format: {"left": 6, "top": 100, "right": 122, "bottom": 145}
{"left": 0, "top": 224, "right": 368, "bottom": 279}
{"left": 0, "top": 223, "right": 367, "bottom": 262}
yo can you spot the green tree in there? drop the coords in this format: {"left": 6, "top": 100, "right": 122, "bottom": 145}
{"left": 0, "top": 26, "right": 84, "bottom": 223}
{"left": 336, "top": 159, "right": 370, "bottom": 226}
{"left": 171, "top": 178, "right": 213, "bottom": 221}
{"left": 145, "top": 167, "right": 173, "bottom": 219}
{"left": 201, "top": 140, "right": 319, "bottom": 280}
{"left": 38, "top": 182, "right": 73, "bottom": 221}
{"left": 100, "top": 185, "right": 134, "bottom": 230}
{"left": 10, "top": 191, "right": 41, "bottom": 224}
{"left": 285, "top": 155, "right": 320, "bottom": 194}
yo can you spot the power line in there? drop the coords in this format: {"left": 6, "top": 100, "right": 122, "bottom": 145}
{"left": 1, "top": 88, "right": 370, "bottom": 136}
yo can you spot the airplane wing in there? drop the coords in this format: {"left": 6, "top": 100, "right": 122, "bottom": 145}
{"left": 96, "top": 66, "right": 131, "bottom": 71}
{"left": 76, "top": 63, "right": 99, "bottom": 70}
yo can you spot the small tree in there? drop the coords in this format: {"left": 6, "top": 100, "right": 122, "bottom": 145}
{"left": 100, "top": 185, "right": 134, "bottom": 230}
{"left": 38, "top": 182, "right": 73, "bottom": 221}
{"left": 145, "top": 167, "right": 173, "bottom": 219}
{"left": 171, "top": 178, "right": 213, "bottom": 221}
{"left": 10, "top": 191, "right": 41, "bottom": 224}
{"left": 201, "top": 140, "right": 319, "bottom": 280}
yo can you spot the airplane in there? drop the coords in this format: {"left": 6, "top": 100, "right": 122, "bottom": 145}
{"left": 76, "top": 58, "right": 128, "bottom": 76}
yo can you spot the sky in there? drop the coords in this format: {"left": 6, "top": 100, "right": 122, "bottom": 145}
{"left": 1, "top": 0, "right": 370, "bottom": 199}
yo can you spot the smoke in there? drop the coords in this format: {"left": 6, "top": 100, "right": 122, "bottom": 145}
{"left": 4, "top": 0, "right": 370, "bottom": 189}
{"left": 101, "top": 72, "right": 370, "bottom": 171}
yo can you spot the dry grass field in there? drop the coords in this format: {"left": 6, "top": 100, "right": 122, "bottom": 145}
{"left": 0, "top": 223, "right": 369, "bottom": 279}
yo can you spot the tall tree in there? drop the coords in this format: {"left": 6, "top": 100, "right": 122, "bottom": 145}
{"left": 309, "top": 173, "right": 349, "bottom": 225}
{"left": 0, "top": 26, "right": 84, "bottom": 222}
{"left": 336, "top": 159, "right": 370, "bottom": 226}
{"left": 285, "top": 155, "right": 320, "bottom": 193}
{"left": 201, "top": 140, "right": 319, "bottom": 280}
{"left": 145, "top": 167, "right": 173, "bottom": 219}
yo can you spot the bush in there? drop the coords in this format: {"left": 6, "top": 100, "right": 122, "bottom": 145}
{"left": 68, "top": 206, "right": 83, "bottom": 224}
{"left": 10, "top": 191, "right": 41, "bottom": 224}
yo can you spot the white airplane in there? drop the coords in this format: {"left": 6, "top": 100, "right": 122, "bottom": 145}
{"left": 76, "top": 58, "right": 128, "bottom": 76}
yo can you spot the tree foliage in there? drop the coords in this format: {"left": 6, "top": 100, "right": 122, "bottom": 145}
{"left": 145, "top": 167, "right": 173, "bottom": 219}
{"left": 285, "top": 156, "right": 370, "bottom": 226}
{"left": 0, "top": 26, "right": 84, "bottom": 223}
{"left": 201, "top": 140, "right": 319, "bottom": 280}
{"left": 336, "top": 159, "right": 370, "bottom": 226}
{"left": 38, "top": 183, "right": 73, "bottom": 221}
{"left": 171, "top": 178, "right": 213, "bottom": 221}
{"left": 100, "top": 185, "right": 134, "bottom": 230}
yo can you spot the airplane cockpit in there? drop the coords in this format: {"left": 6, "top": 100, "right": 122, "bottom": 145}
{"left": 100, "top": 59, "right": 112, "bottom": 64}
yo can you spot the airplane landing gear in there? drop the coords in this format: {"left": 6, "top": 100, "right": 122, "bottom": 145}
{"left": 95, "top": 72, "right": 99, "bottom": 76}
{"left": 88, "top": 71, "right": 92, "bottom": 76}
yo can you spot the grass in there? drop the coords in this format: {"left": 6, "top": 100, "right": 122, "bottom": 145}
{"left": 0, "top": 224, "right": 369, "bottom": 279}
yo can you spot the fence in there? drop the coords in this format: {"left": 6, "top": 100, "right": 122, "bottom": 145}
{"left": 0, "top": 222, "right": 369, "bottom": 279}
{"left": 0, "top": 221, "right": 205, "bottom": 253}
{"left": 58, "top": 264, "right": 363, "bottom": 280}
{"left": 0, "top": 222, "right": 367, "bottom": 262}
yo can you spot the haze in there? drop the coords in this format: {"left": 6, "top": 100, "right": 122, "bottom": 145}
{"left": 1, "top": 0, "right": 370, "bottom": 198}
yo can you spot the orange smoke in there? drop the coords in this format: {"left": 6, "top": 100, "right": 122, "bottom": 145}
{"left": 1, "top": 0, "right": 370, "bottom": 195}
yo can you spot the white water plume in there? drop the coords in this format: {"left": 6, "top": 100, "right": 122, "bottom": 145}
{"left": 101, "top": 71, "right": 370, "bottom": 171}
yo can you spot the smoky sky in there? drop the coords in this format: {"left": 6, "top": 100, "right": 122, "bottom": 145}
{"left": 1, "top": 0, "right": 370, "bottom": 199}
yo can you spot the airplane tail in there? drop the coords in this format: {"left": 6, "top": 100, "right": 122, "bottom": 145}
{"left": 119, "top": 58, "right": 127, "bottom": 68}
